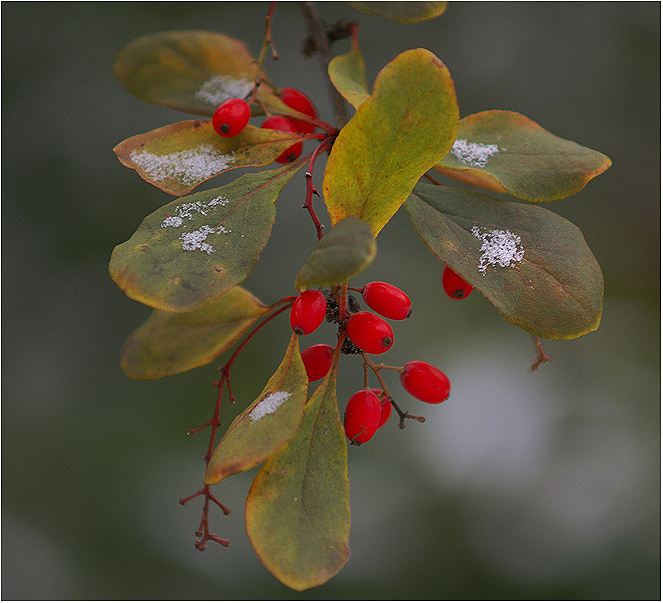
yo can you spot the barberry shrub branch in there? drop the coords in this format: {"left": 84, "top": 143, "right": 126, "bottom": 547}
{"left": 110, "top": 1, "right": 611, "bottom": 592}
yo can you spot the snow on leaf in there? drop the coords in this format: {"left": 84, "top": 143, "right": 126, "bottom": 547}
{"left": 161, "top": 196, "right": 231, "bottom": 228}
{"left": 129, "top": 145, "right": 234, "bottom": 186}
{"left": 249, "top": 391, "right": 293, "bottom": 422}
{"left": 471, "top": 225, "right": 525, "bottom": 274}
{"left": 451, "top": 139, "right": 499, "bottom": 168}
{"left": 194, "top": 75, "right": 254, "bottom": 106}
{"left": 179, "top": 224, "right": 232, "bottom": 254}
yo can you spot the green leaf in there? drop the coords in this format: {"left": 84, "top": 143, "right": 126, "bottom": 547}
{"left": 120, "top": 286, "right": 268, "bottom": 380}
{"left": 113, "top": 30, "right": 280, "bottom": 116}
{"left": 347, "top": 1, "right": 447, "bottom": 22}
{"left": 328, "top": 41, "right": 369, "bottom": 110}
{"left": 114, "top": 120, "right": 310, "bottom": 196}
{"left": 295, "top": 217, "right": 376, "bottom": 291}
{"left": 245, "top": 354, "right": 350, "bottom": 591}
{"left": 322, "top": 48, "right": 459, "bottom": 235}
{"left": 405, "top": 183, "right": 603, "bottom": 339}
{"left": 109, "top": 163, "right": 303, "bottom": 312}
{"left": 435, "top": 111, "right": 612, "bottom": 202}
{"left": 204, "top": 333, "right": 308, "bottom": 484}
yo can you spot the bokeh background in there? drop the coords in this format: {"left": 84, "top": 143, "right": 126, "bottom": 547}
{"left": 3, "top": 2, "right": 660, "bottom": 599}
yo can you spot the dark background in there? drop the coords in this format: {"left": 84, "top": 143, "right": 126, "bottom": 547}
{"left": 3, "top": 2, "right": 660, "bottom": 599}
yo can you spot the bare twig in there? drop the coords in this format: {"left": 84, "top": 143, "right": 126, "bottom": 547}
{"left": 300, "top": 1, "right": 349, "bottom": 128}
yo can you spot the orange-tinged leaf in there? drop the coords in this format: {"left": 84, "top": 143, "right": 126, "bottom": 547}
{"left": 204, "top": 333, "right": 308, "bottom": 484}
{"left": 406, "top": 184, "right": 604, "bottom": 339}
{"left": 245, "top": 352, "right": 350, "bottom": 591}
{"left": 113, "top": 30, "right": 279, "bottom": 116}
{"left": 114, "top": 120, "right": 310, "bottom": 196}
{"left": 436, "top": 111, "right": 612, "bottom": 202}
{"left": 347, "top": 1, "right": 447, "bottom": 22}
{"left": 322, "top": 48, "right": 459, "bottom": 235}
{"left": 121, "top": 286, "right": 268, "bottom": 380}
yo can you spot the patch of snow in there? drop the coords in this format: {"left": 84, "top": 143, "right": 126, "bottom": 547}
{"left": 451, "top": 139, "right": 499, "bottom": 168}
{"left": 130, "top": 145, "right": 233, "bottom": 186}
{"left": 194, "top": 75, "right": 253, "bottom": 106}
{"left": 472, "top": 226, "right": 525, "bottom": 274}
{"left": 179, "top": 224, "right": 232, "bottom": 254}
{"left": 161, "top": 195, "right": 231, "bottom": 229}
{"left": 248, "top": 391, "right": 292, "bottom": 422}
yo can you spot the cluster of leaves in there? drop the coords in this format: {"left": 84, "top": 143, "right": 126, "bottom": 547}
{"left": 110, "top": 1, "right": 610, "bottom": 591}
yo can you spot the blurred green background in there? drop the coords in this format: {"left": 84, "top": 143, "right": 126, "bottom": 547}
{"left": 3, "top": 2, "right": 660, "bottom": 599}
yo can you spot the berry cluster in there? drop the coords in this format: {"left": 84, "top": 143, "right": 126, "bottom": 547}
{"left": 211, "top": 87, "right": 319, "bottom": 164}
{"left": 289, "top": 282, "right": 451, "bottom": 445}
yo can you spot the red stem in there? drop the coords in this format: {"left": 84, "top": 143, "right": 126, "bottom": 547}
{"left": 180, "top": 297, "right": 295, "bottom": 550}
{"left": 303, "top": 135, "right": 336, "bottom": 239}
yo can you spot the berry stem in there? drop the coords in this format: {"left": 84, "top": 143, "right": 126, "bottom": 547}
{"left": 362, "top": 353, "right": 425, "bottom": 429}
{"left": 181, "top": 297, "right": 295, "bottom": 550}
{"left": 338, "top": 282, "right": 349, "bottom": 322}
{"left": 530, "top": 335, "right": 552, "bottom": 372}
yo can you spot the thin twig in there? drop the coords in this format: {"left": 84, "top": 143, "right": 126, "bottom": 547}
{"left": 303, "top": 135, "right": 335, "bottom": 238}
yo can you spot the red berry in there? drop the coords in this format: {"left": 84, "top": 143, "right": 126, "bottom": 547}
{"left": 362, "top": 281, "right": 412, "bottom": 320}
{"left": 290, "top": 289, "right": 326, "bottom": 335}
{"left": 346, "top": 311, "right": 394, "bottom": 355}
{"left": 369, "top": 388, "right": 392, "bottom": 428}
{"left": 261, "top": 115, "right": 302, "bottom": 163}
{"left": 301, "top": 344, "right": 334, "bottom": 381}
{"left": 442, "top": 265, "right": 473, "bottom": 300}
{"left": 344, "top": 390, "right": 381, "bottom": 444}
{"left": 279, "top": 87, "right": 318, "bottom": 133}
{"left": 212, "top": 98, "right": 251, "bottom": 137}
{"left": 400, "top": 360, "right": 450, "bottom": 404}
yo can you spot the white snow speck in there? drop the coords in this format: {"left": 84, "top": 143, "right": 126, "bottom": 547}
{"left": 130, "top": 145, "right": 234, "bottom": 186}
{"left": 161, "top": 216, "right": 184, "bottom": 228}
{"left": 208, "top": 195, "right": 230, "bottom": 207}
{"left": 472, "top": 226, "right": 525, "bottom": 274}
{"left": 451, "top": 139, "right": 499, "bottom": 168}
{"left": 180, "top": 225, "right": 216, "bottom": 254}
{"left": 161, "top": 195, "right": 232, "bottom": 229}
{"left": 248, "top": 391, "right": 292, "bottom": 422}
{"left": 195, "top": 75, "right": 253, "bottom": 106}
{"left": 179, "top": 224, "right": 233, "bottom": 254}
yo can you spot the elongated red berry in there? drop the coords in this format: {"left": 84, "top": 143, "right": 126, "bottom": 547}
{"left": 369, "top": 388, "right": 392, "bottom": 428}
{"left": 261, "top": 115, "right": 302, "bottom": 163}
{"left": 400, "top": 360, "right": 450, "bottom": 404}
{"left": 344, "top": 389, "right": 381, "bottom": 444}
{"left": 279, "top": 87, "right": 318, "bottom": 133}
{"left": 290, "top": 289, "right": 326, "bottom": 335}
{"left": 442, "top": 265, "right": 473, "bottom": 300}
{"left": 301, "top": 344, "right": 334, "bottom": 381}
{"left": 362, "top": 281, "right": 412, "bottom": 320}
{"left": 346, "top": 311, "right": 394, "bottom": 355}
{"left": 212, "top": 98, "right": 251, "bottom": 137}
